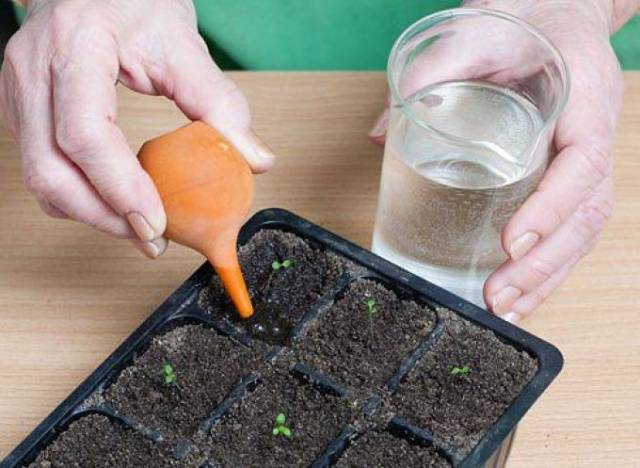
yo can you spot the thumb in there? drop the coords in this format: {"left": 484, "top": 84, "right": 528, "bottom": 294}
{"left": 147, "top": 35, "right": 275, "bottom": 173}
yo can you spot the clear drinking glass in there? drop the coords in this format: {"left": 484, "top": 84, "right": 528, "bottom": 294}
{"left": 372, "top": 9, "right": 569, "bottom": 306}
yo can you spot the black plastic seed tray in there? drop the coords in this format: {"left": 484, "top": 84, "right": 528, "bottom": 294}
{"left": 1, "top": 208, "right": 563, "bottom": 468}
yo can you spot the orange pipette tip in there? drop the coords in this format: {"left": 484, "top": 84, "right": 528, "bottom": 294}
{"left": 138, "top": 121, "right": 255, "bottom": 318}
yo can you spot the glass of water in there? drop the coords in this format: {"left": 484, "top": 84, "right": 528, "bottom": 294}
{"left": 372, "top": 9, "right": 569, "bottom": 307}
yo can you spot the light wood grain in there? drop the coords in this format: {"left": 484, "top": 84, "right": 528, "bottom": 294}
{"left": 0, "top": 72, "right": 638, "bottom": 466}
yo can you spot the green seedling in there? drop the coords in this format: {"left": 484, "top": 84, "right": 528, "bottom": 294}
{"left": 450, "top": 365, "right": 471, "bottom": 376}
{"left": 365, "top": 298, "right": 377, "bottom": 317}
{"left": 263, "top": 259, "right": 292, "bottom": 301}
{"left": 163, "top": 363, "right": 177, "bottom": 385}
{"left": 271, "top": 259, "right": 292, "bottom": 271}
{"left": 272, "top": 412, "right": 292, "bottom": 437}
{"left": 364, "top": 298, "right": 378, "bottom": 348}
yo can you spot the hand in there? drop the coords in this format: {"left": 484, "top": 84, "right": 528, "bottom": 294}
{"left": 0, "top": 0, "right": 275, "bottom": 258}
{"left": 369, "top": 0, "right": 631, "bottom": 321}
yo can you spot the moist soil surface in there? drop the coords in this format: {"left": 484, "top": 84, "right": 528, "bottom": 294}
{"left": 104, "top": 324, "right": 265, "bottom": 442}
{"left": 205, "top": 370, "right": 352, "bottom": 467}
{"left": 391, "top": 309, "right": 538, "bottom": 458}
{"left": 21, "top": 229, "right": 545, "bottom": 466}
{"left": 335, "top": 429, "right": 452, "bottom": 468}
{"left": 200, "top": 230, "right": 347, "bottom": 340}
{"left": 294, "top": 280, "right": 436, "bottom": 390}
{"left": 27, "top": 414, "right": 193, "bottom": 467}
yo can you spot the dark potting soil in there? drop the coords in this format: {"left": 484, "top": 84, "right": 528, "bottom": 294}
{"left": 27, "top": 414, "right": 193, "bottom": 467}
{"left": 104, "top": 324, "right": 265, "bottom": 442}
{"left": 335, "top": 429, "right": 452, "bottom": 468}
{"left": 199, "top": 230, "right": 347, "bottom": 339}
{"left": 392, "top": 309, "right": 538, "bottom": 457}
{"left": 294, "top": 280, "right": 436, "bottom": 390}
{"left": 205, "top": 370, "right": 352, "bottom": 467}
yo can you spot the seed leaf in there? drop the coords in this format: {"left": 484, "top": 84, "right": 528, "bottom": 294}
{"left": 365, "top": 298, "right": 377, "bottom": 316}
{"left": 450, "top": 365, "right": 471, "bottom": 376}
{"left": 163, "top": 363, "right": 177, "bottom": 385}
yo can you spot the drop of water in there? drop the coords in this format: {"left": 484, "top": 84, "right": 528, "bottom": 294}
{"left": 243, "top": 302, "right": 292, "bottom": 346}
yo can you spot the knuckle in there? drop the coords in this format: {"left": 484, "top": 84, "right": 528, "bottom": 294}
{"left": 3, "top": 35, "right": 25, "bottom": 69}
{"left": 93, "top": 176, "right": 127, "bottom": 201}
{"left": 50, "top": 51, "right": 74, "bottom": 78}
{"left": 49, "top": 4, "right": 80, "bottom": 38}
{"left": 528, "top": 288, "right": 548, "bottom": 306}
{"left": 185, "top": 32, "right": 209, "bottom": 54}
{"left": 214, "top": 75, "right": 242, "bottom": 101}
{"left": 528, "top": 190, "right": 564, "bottom": 229}
{"left": 518, "top": 286, "right": 554, "bottom": 315}
{"left": 24, "top": 164, "right": 63, "bottom": 200}
{"left": 572, "top": 197, "right": 612, "bottom": 238}
{"left": 37, "top": 198, "right": 65, "bottom": 219}
{"left": 581, "top": 145, "right": 612, "bottom": 183}
{"left": 526, "top": 256, "right": 556, "bottom": 285}
{"left": 50, "top": 7, "right": 114, "bottom": 65}
{"left": 56, "top": 118, "right": 105, "bottom": 159}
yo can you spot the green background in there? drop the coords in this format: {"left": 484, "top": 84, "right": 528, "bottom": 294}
{"left": 15, "top": 1, "right": 640, "bottom": 70}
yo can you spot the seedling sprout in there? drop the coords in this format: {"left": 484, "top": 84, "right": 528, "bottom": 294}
{"left": 272, "top": 259, "right": 292, "bottom": 271}
{"left": 365, "top": 298, "right": 377, "bottom": 317}
{"left": 263, "top": 259, "right": 293, "bottom": 301}
{"left": 450, "top": 365, "right": 471, "bottom": 376}
{"left": 163, "top": 363, "right": 177, "bottom": 385}
{"left": 364, "top": 298, "right": 378, "bottom": 348}
{"left": 272, "top": 412, "right": 292, "bottom": 437}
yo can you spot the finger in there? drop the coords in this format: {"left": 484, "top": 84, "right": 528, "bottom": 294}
{"left": 24, "top": 149, "right": 135, "bottom": 238}
{"left": 501, "top": 143, "right": 613, "bottom": 261}
{"left": 18, "top": 82, "right": 134, "bottom": 238}
{"left": 394, "top": 16, "right": 541, "bottom": 99}
{"left": 51, "top": 35, "right": 167, "bottom": 244}
{"left": 485, "top": 177, "right": 611, "bottom": 314}
{"left": 500, "top": 236, "right": 597, "bottom": 322}
{"left": 369, "top": 19, "right": 539, "bottom": 146}
{"left": 502, "top": 44, "right": 622, "bottom": 261}
{"left": 145, "top": 34, "right": 275, "bottom": 173}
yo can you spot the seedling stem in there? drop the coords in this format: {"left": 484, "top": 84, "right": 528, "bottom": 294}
{"left": 264, "top": 258, "right": 293, "bottom": 301}
{"left": 364, "top": 298, "right": 378, "bottom": 348}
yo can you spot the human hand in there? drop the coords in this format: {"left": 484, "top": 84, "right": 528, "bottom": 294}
{"left": 370, "top": 0, "right": 633, "bottom": 321}
{"left": 0, "top": 0, "right": 274, "bottom": 258}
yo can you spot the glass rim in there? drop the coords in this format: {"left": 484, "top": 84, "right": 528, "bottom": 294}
{"left": 386, "top": 8, "right": 571, "bottom": 143}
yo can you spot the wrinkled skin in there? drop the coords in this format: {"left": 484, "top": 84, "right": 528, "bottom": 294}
{"left": 0, "top": 0, "right": 635, "bottom": 319}
{"left": 0, "top": 0, "right": 274, "bottom": 258}
{"left": 369, "top": 0, "right": 634, "bottom": 321}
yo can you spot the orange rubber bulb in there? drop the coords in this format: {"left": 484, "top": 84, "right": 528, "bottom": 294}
{"left": 138, "top": 121, "right": 254, "bottom": 318}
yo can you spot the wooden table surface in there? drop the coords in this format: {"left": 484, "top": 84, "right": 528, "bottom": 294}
{"left": 0, "top": 72, "right": 638, "bottom": 466}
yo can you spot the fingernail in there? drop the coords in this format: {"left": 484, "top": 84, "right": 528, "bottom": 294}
{"left": 134, "top": 237, "right": 168, "bottom": 259}
{"left": 509, "top": 232, "right": 540, "bottom": 260}
{"left": 500, "top": 311, "right": 524, "bottom": 323}
{"left": 369, "top": 109, "right": 389, "bottom": 138}
{"left": 491, "top": 286, "right": 522, "bottom": 315}
{"left": 126, "top": 212, "right": 158, "bottom": 242}
{"left": 249, "top": 130, "right": 276, "bottom": 167}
